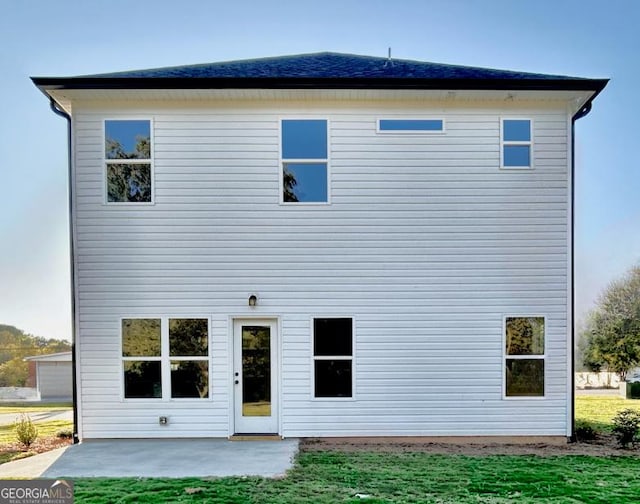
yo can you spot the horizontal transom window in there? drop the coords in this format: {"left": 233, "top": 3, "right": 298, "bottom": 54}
{"left": 378, "top": 119, "right": 444, "bottom": 133}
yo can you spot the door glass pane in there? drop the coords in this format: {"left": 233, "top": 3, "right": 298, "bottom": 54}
{"left": 242, "top": 326, "right": 271, "bottom": 417}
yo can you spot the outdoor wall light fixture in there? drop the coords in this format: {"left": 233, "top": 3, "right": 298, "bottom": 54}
{"left": 248, "top": 295, "right": 258, "bottom": 307}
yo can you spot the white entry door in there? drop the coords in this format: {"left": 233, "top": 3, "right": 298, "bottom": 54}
{"left": 233, "top": 319, "right": 279, "bottom": 434}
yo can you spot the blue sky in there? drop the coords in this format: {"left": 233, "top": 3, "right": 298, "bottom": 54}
{"left": 0, "top": 0, "right": 638, "bottom": 341}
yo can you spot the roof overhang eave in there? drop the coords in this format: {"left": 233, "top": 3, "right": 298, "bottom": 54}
{"left": 32, "top": 76, "right": 609, "bottom": 93}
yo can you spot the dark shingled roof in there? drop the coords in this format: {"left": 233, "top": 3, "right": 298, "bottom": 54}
{"left": 82, "top": 52, "right": 579, "bottom": 80}
{"left": 32, "top": 52, "right": 608, "bottom": 93}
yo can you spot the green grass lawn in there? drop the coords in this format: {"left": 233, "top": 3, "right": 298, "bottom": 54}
{"left": 0, "top": 419, "right": 73, "bottom": 444}
{"left": 2, "top": 396, "right": 638, "bottom": 502}
{"left": 575, "top": 396, "right": 640, "bottom": 431}
{"left": 73, "top": 453, "right": 640, "bottom": 504}
{"left": 0, "top": 402, "right": 72, "bottom": 414}
{"left": 70, "top": 396, "right": 640, "bottom": 503}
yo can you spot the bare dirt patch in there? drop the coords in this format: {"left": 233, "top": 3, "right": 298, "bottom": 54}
{"left": 301, "top": 434, "right": 639, "bottom": 457}
{"left": 0, "top": 436, "right": 72, "bottom": 463}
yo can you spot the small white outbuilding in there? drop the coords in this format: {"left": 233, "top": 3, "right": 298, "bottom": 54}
{"left": 24, "top": 352, "right": 72, "bottom": 401}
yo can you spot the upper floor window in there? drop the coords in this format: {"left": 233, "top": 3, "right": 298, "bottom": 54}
{"left": 105, "top": 119, "right": 153, "bottom": 203}
{"left": 501, "top": 119, "right": 532, "bottom": 169}
{"left": 504, "top": 316, "right": 545, "bottom": 397}
{"left": 281, "top": 119, "right": 328, "bottom": 203}
{"left": 378, "top": 119, "right": 444, "bottom": 133}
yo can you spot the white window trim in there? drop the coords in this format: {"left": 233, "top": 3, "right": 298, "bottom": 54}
{"left": 376, "top": 118, "right": 446, "bottom": 134}
{"left": 310, "top": 316, "right": 356, "bottom": 401}
{"left": 500, "top": 117, "right": 533, "bottom": 170}
{"left": 502, "top": 314, "right": 546, "bottom": 400}
{"left": 120, "top": 316, "right": 212, "bottom": 401}
{"left": 104, "top": 118, "right": 155, "bottom": 205}
{"left": 279, "top": 118, "right": 331, "bottom": 205}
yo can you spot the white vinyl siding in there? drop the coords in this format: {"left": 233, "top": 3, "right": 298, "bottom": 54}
{"left": 71, "top": 100, "right": 570, "bottom": 438}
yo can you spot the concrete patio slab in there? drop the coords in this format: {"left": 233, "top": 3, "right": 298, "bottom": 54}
{"left": 0, "top": 439, "right": 299, "bottom": 479}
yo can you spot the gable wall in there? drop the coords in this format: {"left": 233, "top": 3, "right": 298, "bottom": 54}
{"left": 71, "top": 99, "right": 570, "bottom": 438}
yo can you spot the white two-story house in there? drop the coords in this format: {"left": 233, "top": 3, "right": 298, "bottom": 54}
{"left": 33, "top": 52, "right": 607, "bottom": 442}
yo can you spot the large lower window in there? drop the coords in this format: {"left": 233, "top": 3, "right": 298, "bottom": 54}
{"left": 105, "top": 119, "right": 153, "bottom": 203}
{"left": 122, "top": 319, "right": 161, "bottom": 398}
{"left": 122, "top": 317, "right": 209, "bottom": 399}
{"left": 281, "top": 119, "right": 328, "bottom": 203}
{"left": 504, "top": 316, "right": 545, "bottom": 397}
{"left": 313, "top": 318, "right": 353, "bottom": 398}
{"left": 169, "top": 318, "right": 209, "bottom": 398}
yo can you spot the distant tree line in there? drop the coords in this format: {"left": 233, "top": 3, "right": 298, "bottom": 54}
{"left": 0, "top": 324, "right": 71, "bottom": 387}
{"left": 579, "top": 265, "right": 640, "bottom": 381}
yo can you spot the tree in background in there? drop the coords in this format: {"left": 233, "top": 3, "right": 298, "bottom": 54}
{"left": 0, "top": 324, "right": 71, "bottom": 387}
{"left": 581, "top": 265, "right": 640, "bottom": 381}
{"left": 282, "top": 166, "right": 299, "bottom": 202}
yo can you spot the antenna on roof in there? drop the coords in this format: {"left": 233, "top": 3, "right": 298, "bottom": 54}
{"left": 384, "top": 47, "right": 394, "bottom": 68}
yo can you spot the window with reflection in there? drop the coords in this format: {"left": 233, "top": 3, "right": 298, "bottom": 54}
{"left": 501, "top": 119, "right": 532, "bottom": 169}
{"left": 121, "top": 317, "right": 209, "bottom": 399}
{"left": 169, "top": 319, "right": 209, "bottom": 398}
{"left": 242, "top": 326, "right": 271, "bottom": 416}
{"left": 281, "top": 119, "right": 328, "bottom": 203}
{"left": 313, "top": 318, "right": 353, "bottom": 398}
{"left": 122, "top": 319, "right": 161, "bottom": 398}
{"left": 504, "top": 316, "right": 545, "bottom": 397}
{"left": 105, "top": 119, "right": 152, "bottom": 202}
